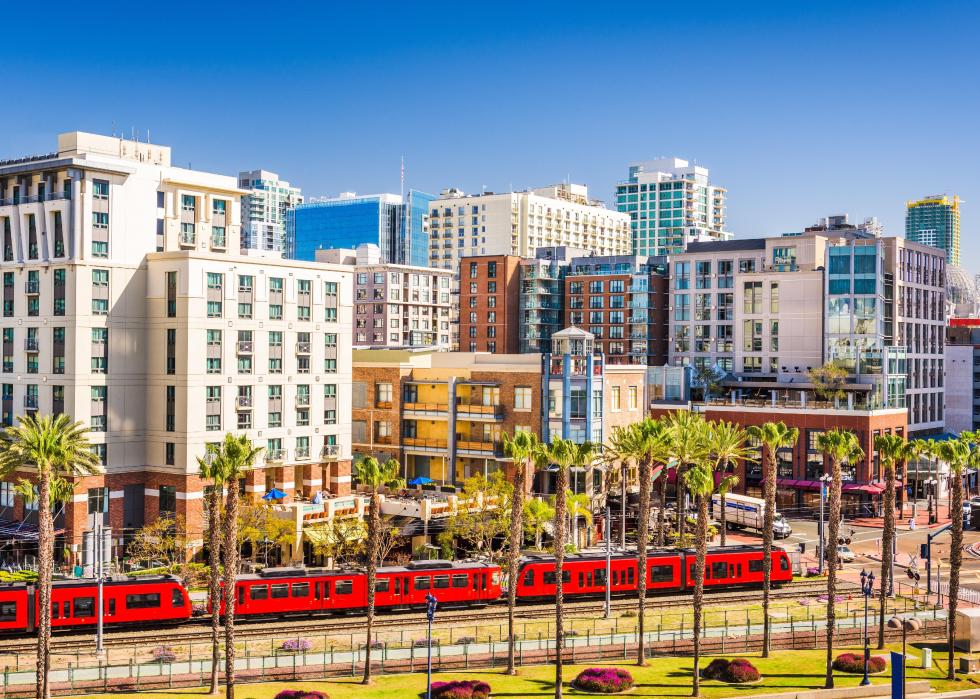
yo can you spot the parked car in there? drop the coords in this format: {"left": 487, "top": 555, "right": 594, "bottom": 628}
{"left": 825, "top": 545, "right": 855, "bottom": 563}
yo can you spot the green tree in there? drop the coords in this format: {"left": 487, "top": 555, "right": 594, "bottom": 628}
{"left": 707, "top": 421, "right": 752, "bottom": 547}
{"left": 666, "top": 412, "right": 709, "bottom": 545}
{"left": 308, "top": 516, "right": 367, "bottom": 566}
{"left": 524, "top": 498, "right": 555, "bottom": 550}
{"left": 124, "top": 514, "right": 188, "bottom": 571}
{"left": 566, "top": 491, "right": 593, "bottom": 550}
{"left": 873, "top": 433, "right": 915, "bottom": 649}
{"left": 441, "top": 471, "right": 512, "bottom": 563}
{"left": 237, "top": 499, "right": 295, "bottom": 564}
{"left": 502, "top": 430, "right": 539, "bottom": 675}
{"left": 807, "top": 360, "right": 849, "bottom": 404}
{"left": 0, "top": 414, "right": 100, "bottom": 699}
{"left": 937, "top": 437, "right": 970, "bottom": 680}
{"left": 747, "top": 421, "right": 798, "bottom": 657}
{"left": 197, "top": 447, "right": 225, "bottom": 695}
{"left": 210, "top": 433, "right": 263, "bottom": 699}
{"left": 684, "top": 452, "right": 716, "bottom": 697}
{"left": 815, "top": 428, "right": 864, "bottom": 689}
{"left": 353, "top": 455, "right": 400, "bottom": 684}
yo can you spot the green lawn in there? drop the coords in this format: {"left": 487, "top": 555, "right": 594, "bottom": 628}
{"left": 74, "top": 643, "right": 980, "bottom": 699}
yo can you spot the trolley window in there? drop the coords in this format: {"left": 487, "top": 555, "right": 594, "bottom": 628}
{"left": 452, "top": 575, "right": 468, "bottom": 588}
{"left": 543, "top": 571, "right": 571, "bottom": 585}
{"left": 711, "top": 561, "right": 728, "bottom": 579}
{"left": 51, "top": 603, "right": 59, "bottom": 619}
{"left": 250, "top": 585, "right": 269, "bottom": 601}
{"left": 291, "top": 583, "right": 310, "bottom": 598}
{"left": 595, "top": 568, "right": 607, "bottom": 585}
{"left": 651, "top": 565, "right": 673, "bottom": 583}
{"left": 415, "top": 576, "right": 431, "bottom": 590}
{"left": 335, "top": 580, "right": 353, "bottom": 595}
{"left": 375, "top": 579, "right": 390, "bottom": 592}
{"left": 626, "top": 567, "right": 635, "bottom": 585}
{"left": 0, "top": 602, "right": 16, "bottom": 621}
{"left": 238, "top": 587, "right": 245, "bottom": 605}
{"left": 522, "top": 569, "right": 534, "bottom": 586}
{"left": 73, "top": 597, "right": 95, "bottom": 617}
{"left": 126, "top": 593, "right": 161, "bottom": 609}
{"left": 780, "top": 557, "right": 790, "bottom": 571}
{"left": 107, "top": 599, "right": 115, "bottom": 615}
{"left": 433, "top": 575, "right": 450, "bottom": 589}
{"left": 271, "top": 584, "right": 289, "bottom": 599}
{"left": 172, "top": 589, "right": 185, "bottom": 607}
{"left": 748, "top": 559, "right": 764, "bottom": 573}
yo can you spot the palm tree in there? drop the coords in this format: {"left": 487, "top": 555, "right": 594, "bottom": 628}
{"left": 747, "top": 421, "right": 799, "bottom": 657}
{"left": 684, "top": 451, "right": 716, "bottom": 697}
{"left": 873, "top": 433, "right": 914, "bottom": 649}
{"left": 543, "top": 438, "right": 596, "bottom": 699}
{"left": 937, "top": 438, "right": 970, "bottom": 680}
{"left": 210, "top": 433, "right": 263, "bottom": 699}
{"left": 524, "top": 498, "right": 554, "bottom": 550}
{"left": 707, "top": 421, "right": 753, "bottom": 547}
{"left": 353, "top": 455, "right": 400, "bottom": 684}
{"left": 815, "top": 428, "right": 864, "bottom": 689}
{"left": 502, "top": 430, "right": 540, "bottom": 675}
{"left": 0, "top": 414, "right": 100, "bottom": 699}
{"left": 666, "top": 411, "right": 709, "bottom": 545}
{"left": 604, "top": 426, "right": 638, "bottom": 549}
{"left": 198, "top": 445, "right": 226, "bottom": 695}
{"left": 566, "top": 491, "right": 593, "bottom": 550}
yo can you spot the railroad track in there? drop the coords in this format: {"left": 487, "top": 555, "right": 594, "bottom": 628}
{"left": 0, "top": 580, "right": 851, "bottom": 655}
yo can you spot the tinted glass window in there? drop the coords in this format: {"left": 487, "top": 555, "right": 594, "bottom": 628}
{"left": 712, "top": 561, "right": 728, "bottom": 579}
{"left": 434, "top": 576, "right": 450, "bottom": 589}
{"left": 748, "top": 559, "right": 764, "bottom": 573}
{"left": 171, "top": 589, "right": 185, "bottom": 607}
{"left": 522, "top": 569, "right": 534, "bottom": 586}
{"left": 126, "top": 593, "right": 161, "bottom": 609}
{"left": 780, "top": 557, "right": 790, "bottom": 571}
{"left": 335, "top": 580, "right": 353, "bottom": 595}
{"left": 0, "top": 602, "right": 15, "bottom": 621}
{"left": 452, "top": 575, "right": 468, "bottom": 588}
{"left": 415, "top": 576, "right": 431, "bottom": 590}
{"left": 74, "top": 597, "right": 95, "bottom": 617}
{"left": 375, "top": 579, "right": 390, "bottom": 592}
{"left": 291, "top": 583, "right": 310, "bottom": 598}
{"left": 250, "top": 586, "right": 269, "bottom": 601}
{"left": 271, "top": 584, "right": 289, "bottom": 599}
{"left": 651, "top": 565, "right": 674, "bottom": 583}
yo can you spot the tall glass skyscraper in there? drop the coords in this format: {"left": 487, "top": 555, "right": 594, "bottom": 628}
{"left": 906, "top": 194, "right": 960, "bottom": 266}
{"left": 286, "top": 190, "right": 435, "bottom": 266}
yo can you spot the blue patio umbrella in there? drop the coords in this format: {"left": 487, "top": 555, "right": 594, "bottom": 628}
{"left": 262, "top": 488, "right": 287, "bottom": 501}
{"left": 408, "top": 477, "right": 435, "bottom": 486}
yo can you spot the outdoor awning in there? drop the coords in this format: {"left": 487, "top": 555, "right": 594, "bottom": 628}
{"left": 0, "top": 520, "right": 64, "bottom": 541}
{"left": 767, "top": 479, "right": 884, "bottom": 495}
{"left": 842, "top": 483, "right": 884, "bottom": 495}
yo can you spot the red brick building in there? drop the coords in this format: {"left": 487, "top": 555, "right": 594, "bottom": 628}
{"left": 458, "top": 255, "right": 522, "bottom": 353}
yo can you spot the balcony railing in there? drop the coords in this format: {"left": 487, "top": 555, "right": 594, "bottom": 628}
{"left": 296, "top": 394, "right": 311, "bottom": 407}
{"left": 24, "top": 338, "right": 39, "bottom": 352}
{"left": 295, "top": 447, "right": 310, "bottom": 460}
{"left": 266, "top": 449, "right": 285, "bottom": 461}
{"left": 456, "top": 439, "right": 502, "bottom": 455}
{"left": 456, "top": 403, "right": 503, "bottom": 419}
{"left": 375, "top": 400, "right": 392, "bottom": 409}
{"left": 237, "top": 396, "right": 253, "bottom": 408}
{"left": 403, "top": 402, "right": 449, "bottom": 415}
{"left": 0, "top": 192, "right": 70, "bottom": 206}
{"left": 296, "top": 342, "right": 311, "bottom": 354}
{"left": 321, "top": 444, "right": 340, "bottom": 460}
{"left": 237, "top": 341, "right": 253, "bottom": 354}
{"left": 179, "top": 230, "right": 196, "bottom": 246}
{"left": 403, "top": 437, "right": 449, "bottom": 452}
{"left": 24, "top": 396, "right": 38, "bottom": 409}
{"left": 25, "top": 281, "right": 39, "bottom": 294}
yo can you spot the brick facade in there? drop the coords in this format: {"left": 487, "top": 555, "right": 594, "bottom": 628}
{"left": 458, "top": 255, "right": 522, "bottom": 354}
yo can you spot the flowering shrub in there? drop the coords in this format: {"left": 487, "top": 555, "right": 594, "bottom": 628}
{"left": 833, "top": 653, "right": 887, "bottom": 674}
{"left": 457, "top": 636, "right": 476, "bottom": 645}
{"left": 817, "top": 594, "right": 845, "bottom": 603}
{"left": 700, "top": 658, "right": 760, "bottom": 683}
{"left": 573, "top": 667, "right": 635, "bottom": 693}
{"left": 280, "top": 638, "right": 313, "bottom": 652}
{"left": 414, "top": 637, "right": 440, "bottom": 648}
{"left": 273, "top": 691, "right": 329, "bottom": 699}
{"left": 806, "top": 567, "right": 822, "bottom": 577}
{"left": 152, "top": 646, "right": 176, "bottom": 663}
{"left": 430, "top": 680, "right": 491, "bottom": 699}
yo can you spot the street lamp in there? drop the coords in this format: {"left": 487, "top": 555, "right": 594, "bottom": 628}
{"left": 887, "top": 616, "right": 922, "bottom": 699}
{"left": 925, "top": 478, "right": 938, "bottom": 525}
{"left": 859, "top": 569, "right": 876, "bottom": 686}
{"left": 818, "top": 474, "right": 832, "bottom": 574}
{"left": 425, "top": 593, "right": 438, "bottom": 699}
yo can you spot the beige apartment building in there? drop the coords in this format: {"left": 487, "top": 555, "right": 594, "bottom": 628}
{"left": 0, "top": 132, "right": 353, "bottom": 559}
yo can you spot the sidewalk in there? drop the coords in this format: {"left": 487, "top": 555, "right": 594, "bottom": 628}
{"left": 850, "top": 503, "right": 952, "bottom": 530}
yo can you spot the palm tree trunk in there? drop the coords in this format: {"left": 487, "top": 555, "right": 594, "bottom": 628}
{"left": 636, "top": 458, "right": 651, "bottom": 666}
{"left": 692, "top": 494, "right": 709, "bottom": 697}
{"left": 762, "top": 452, "right": 775, "bottom": 658}
{"left": 825, "top": 458, "right": 843, "bottom": 690}
{"left": 36, "top": 471, "right": 52, "bottom": 699}
{"left": 207, "top": 486, "right": 222, "bottom": 694}
{"left": 554, "top": 467, "right": 568, "bottom": 699}
{"left": 223, "top": 484, "right": 240, "bottom": 699}
{"left": 506, "top": 462, "right": 525, "bottom": 675}
{"left": 719, "top": 490, "right": 727, "bottom": 547}
{"left": 948, "top": 470, "right": 963, "bottom": 680}
{"left": 621, "top": 462, "right": 627, "bottom": 550}
{"left": 364, "top": 491, "right": 379, "bottom": 684}
{"left": 675, "top": 465, "right": 685, "bottom": 544}
{"left": 878, "top": 461, "right": 895, "bottom": 650}
{"left": 657, "top": 476, "right": 668, "bottom": 547}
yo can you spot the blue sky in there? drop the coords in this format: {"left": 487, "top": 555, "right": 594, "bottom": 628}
{"left": 2, "top": 0, "right": 978, "bottom": 268}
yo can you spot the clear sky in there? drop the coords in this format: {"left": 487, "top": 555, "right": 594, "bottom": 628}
{"left": 2, "top": 0, "right": 977, "bottom": 269}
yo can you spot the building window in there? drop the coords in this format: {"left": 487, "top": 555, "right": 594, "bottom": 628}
{"left": 91, "top": 328, "right": 108, "bottom": 373}
{"left": 165, "top": 442, "right": 175, "bottom": 465}
{"left": 610, "top": 386, "right": 621, "bottom": 411}
{"left": 166, "top": 386, "right": 176, "bottom": 432}
{"left": 514, "top": 386, "right": 532, "bottom": 411}
{"left": 628, "top": 386, "right": 638, "bottom": 410}
{"left": 159, "top": 486, "right": 177, "bottom": 516}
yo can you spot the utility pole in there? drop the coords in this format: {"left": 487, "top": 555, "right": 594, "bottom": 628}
{"left": 604, "top": 506, "right": 611, "bottom": 619}
{"left": 95, "top": 522, "right": 105, "bottom": 657}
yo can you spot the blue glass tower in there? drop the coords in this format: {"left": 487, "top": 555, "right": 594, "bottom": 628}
{"left": 286, "top": 190, "right": 434, "bottom": 266}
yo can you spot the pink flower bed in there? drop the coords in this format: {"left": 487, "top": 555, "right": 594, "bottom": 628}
{"left": 430, "top": 679, "right": 491, "bottom": 698}
{"left": 700, "top": 658, "right": 761, "bottom": 683}
{"left": 573, "top": 667, "right": 635, "bottom": 693}
{"left": 273, "top": 691, "right": 328, "bottom": 699}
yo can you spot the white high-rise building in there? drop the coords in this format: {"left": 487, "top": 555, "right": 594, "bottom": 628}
{"left": 616, "top": 157, "right": 731, "bottom": 256}
{"left": 0, "top": 133, "right": 352, "bottom": 557}
{"left": 428, "top": 183, "right": 630, "bottom": 271}
{"left": 238, "top": 169, "right": 303, "bottom": 253}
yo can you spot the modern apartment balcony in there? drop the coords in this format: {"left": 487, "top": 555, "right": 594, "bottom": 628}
{"left": 237, "top": 341, "right": 253, "bottom": 354}
{"left": 237, "top": 396, "right": 253, "bottom": 409}
{"left": 455, "top": 402, "right": 504, "bottom": 420}
{"left": 456, "top": 439, "right": 502, "bottom": 457}
{"left": 296, "top": 342, "right": 311, "bottom": 354}
{"left": 375, "top": 400, "right": 393, "bottom": 409}
{"left": 24, "top": 281, "right": 39, "bottom": 294}
{"left": 402, "top": 437, "right": 449, "bottom": 454}
{"left": 211, "top": 233, "right": 227, "bottom": 250}
{"left": 266, "top": 449, "right": 285, "bottom": 462}
{"left": 24, "top": 339, "right": 39, "bottom": 352}
{"left": 0, "top": 191, "right": 70, "bottom": 206}
{"left": 294, "top": 447, "right": 311, "bottom": 460}
{"left": 403, "top": 402, "right": 449, "bottom": 418}
{"left": 179, "top": 230, "right": 196, "bottom": 247}
{"left": 320, "top": 444, "right": 340, "bottom": 460}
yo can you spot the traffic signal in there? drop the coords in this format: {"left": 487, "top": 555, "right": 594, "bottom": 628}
{"left": 920, "top": 544, "right": 928, "bottom": 559}
{"left": 798, "top": 542, "right": 806, "bottom": 554}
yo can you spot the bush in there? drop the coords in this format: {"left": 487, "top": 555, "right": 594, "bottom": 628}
{"left": 833, "top": 653, "right": 886, "bottom": 674}
{"left": 414, "top": 638, "right": 440, "bottom": 648}
{"left": 152, "top": 646, "right": 176, "bottom": 663}
{"left": 280, "top": 638, "right": 313, "bottom": 652}
{"left": 273, "top": 691, "right": 328, "bottom": 699}
{"left": 573, "top": 667, "right": 635, "bottom": 693}
{"left": 457, "top": 636, "right": 476, "bottom": 645}
{"left": 0, "top": 570, "right": 37, "bottom": 583}
{"left": 430, "top": 680, "right": 491, "bottom": 699}
{"left": 700, "top": 658, "right": 760, "bottom": 683}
